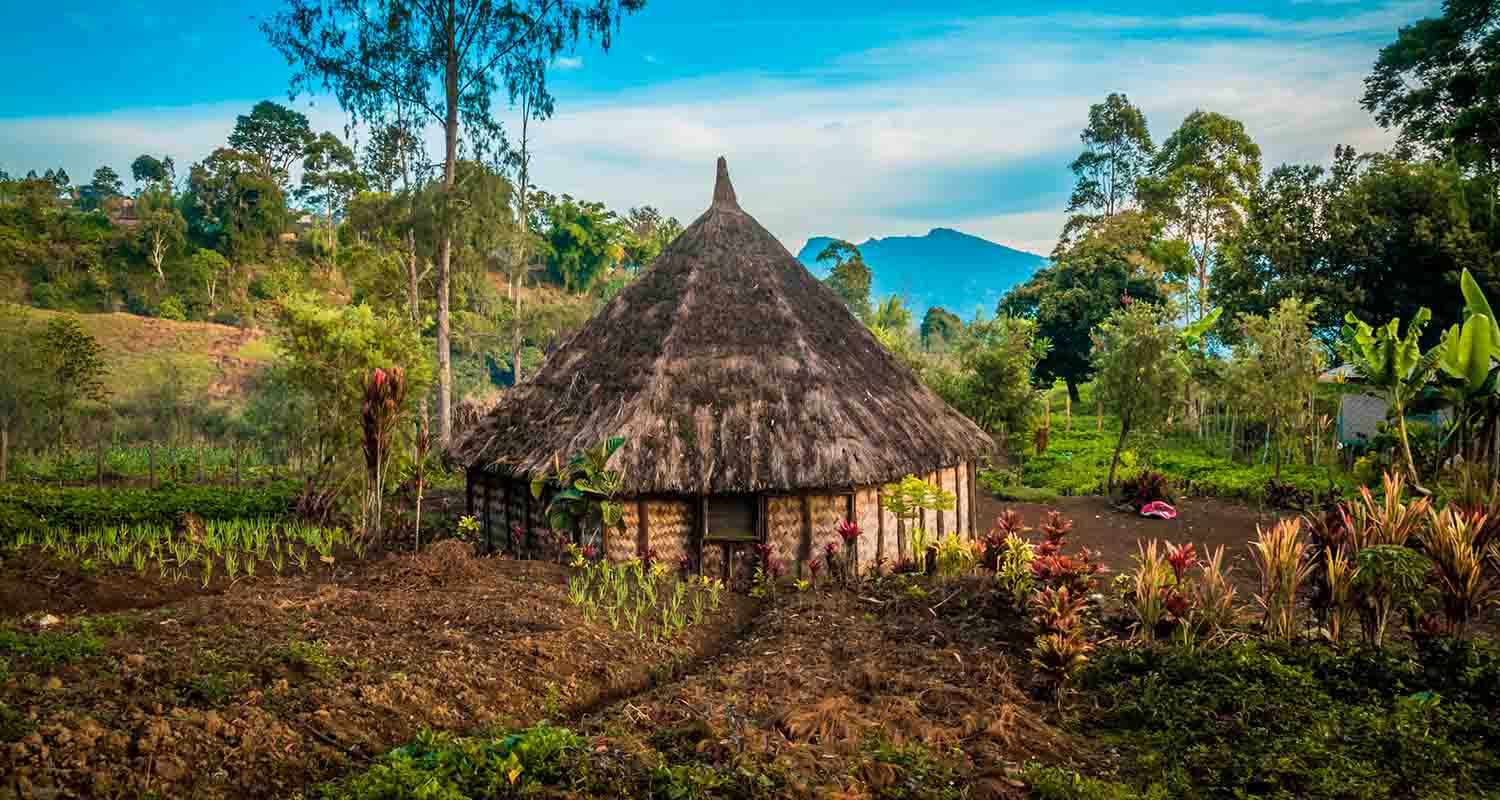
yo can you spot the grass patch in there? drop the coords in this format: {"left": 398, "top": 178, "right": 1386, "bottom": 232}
{"left": 1069, "top": 640, "right": 1500, "bottom": 799}
{"left": 1013, "top": 415, "right": 1351, "bottom": 503}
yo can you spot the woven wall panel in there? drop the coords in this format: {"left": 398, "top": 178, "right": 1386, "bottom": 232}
{"left": 608, "top": 501, "right": 640, "bottom": 563}
{"left": 766, "top": 496, "right": 802, "bottom": 565}
{"left": 805, "top": 493, "right": 844, "bottom": 570}
{"left": 644, "top": 498, "right": 690, "bottom": 564}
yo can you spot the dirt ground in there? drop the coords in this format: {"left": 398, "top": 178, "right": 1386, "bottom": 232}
{"left": 978, "top": 494, "right": 1284, "bottom": 597}
{"left": 0, "top": 546, "right": 753, "bottom": 799}
{"left": 0, "top": 494, "right": 1304, "bottom": 799}
{"left": 577, "top": 579, "right": 1075, "bottom": 798}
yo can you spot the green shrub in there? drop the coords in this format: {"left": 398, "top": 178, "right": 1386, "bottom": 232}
{"left": 1073, "top": 640, "right": 1500, "bottom": 799}
{"left": 156, "top": 296, "right": 187, "bottom": 321}
{"left": 0, "top": 481, "right": 298, "bottom": 541}
{"left": 318, "top": 725, "right": 789, "bottom": 799}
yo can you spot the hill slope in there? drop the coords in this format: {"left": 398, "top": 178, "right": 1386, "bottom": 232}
{"left": 13, "top": 307, "right": 275, "bottom": 408}
{"left": 797, "top": 228, "right": 1046, "bottom": 318}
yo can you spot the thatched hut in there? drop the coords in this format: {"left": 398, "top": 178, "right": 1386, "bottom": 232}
{"left": 451, "top": 158, "right": 991, "bottom": 577}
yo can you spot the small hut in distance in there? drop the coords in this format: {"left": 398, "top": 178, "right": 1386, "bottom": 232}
{"left": 452, "top": 157, "right": 992, "bottom": 577}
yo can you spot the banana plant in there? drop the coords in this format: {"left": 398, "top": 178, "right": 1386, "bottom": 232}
{"left": 1341, "top": 307, "right": 1442, "bottom": 486}
{"left": 532, "top": 436, "right": 627, "bottom": 560}
{"left": 1436, "top": 270, "right": 1500, "bottom": 460}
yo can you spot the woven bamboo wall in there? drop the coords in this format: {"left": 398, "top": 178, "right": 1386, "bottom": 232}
{"left": 765, "top": 496, "right": 802, "bottom": 566}
{"left": 610, "top": 501, "right": 640, "bottom": 563}
{"left": 644, "top": 498, "right": 691, "bottom": 565}
{"left": 806, "top": 494, "right": 844, "bottom": 573}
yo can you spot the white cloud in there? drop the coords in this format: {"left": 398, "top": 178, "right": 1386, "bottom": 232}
{"left": 0, "top": 1, "right": 1423, "bottom": 255}
{"left": 554, "top": 55, "right": 584, "bottom": 70}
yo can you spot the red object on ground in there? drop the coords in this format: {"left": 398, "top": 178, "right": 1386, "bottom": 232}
{"left": 1139, "top": 501, "right": 1177, "bottom": 520}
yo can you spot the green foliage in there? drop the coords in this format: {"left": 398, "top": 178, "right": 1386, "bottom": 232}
{"left": 227, "top": 100, "right": 313, "bottom": 188}
{"left": 1139, "top": 110, "right": 1262, "bottom": 320}
{"left": 156, "top": 296, "right": 187, "bottom": 321}
{"left": 1016, "top": 416, "right": 1349, "bottom": 502}
{"left": 852, "top": 736, "right": 961, "bottom": 800}
{"left": 818, "top": 240, "right": 873, "bottom": 320}
{"left": 0, "top": 482, "right": 297, "bottom": 539}
{"left": 1341, "top": 306, "right": 1443, "bottom": 481}
{"left": 37, "top": 315, "right": 109, "bottom": 447}
{"left": 1064, "top": 92, "right": 1155, "bottom": 222}
{"left": 1363, "top": 0, "right": 1500, "bottom": 174}
{"left": 926, "top": 316, "right": 1048, "bottom": 437}
{"left": 1075, "top": 641, "right": 1500, "bottom": 799}
{"left": 535, "top": 193, "right": 626, "bottom": 294}
{"left": 1024, "top": 765, "right": 1163, "bottom": 800}
{"left": 0, "top": 627, "right": 107, "bottom": 669}
{"left": 1001, "top": 211, "right": 1174, "bottom": 397}
{"left": 1229, "top": 298, "right": 1324, "bottom": 479}
{"left": 532, "top": 437, "right": 628, "bottom": 552}
{"left": 919, "top": 307, "right": 962, "bottom": 351}
{"left": 272, "top": 296, "right": 431, "bottom": 491}
{"left": 1091, "top": 303, "right": 1185, "bottom": 489}
{"left": 318, "top": 725, "right": 788, "bottom": 800}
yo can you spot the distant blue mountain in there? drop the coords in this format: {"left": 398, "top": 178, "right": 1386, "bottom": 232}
{"left": 796, "top": 228, "right": 1047, "bottom": 319}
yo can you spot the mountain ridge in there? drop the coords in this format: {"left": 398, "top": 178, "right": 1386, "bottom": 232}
{"left": 796, "top": 228, "right": 1047, "bottom": 318}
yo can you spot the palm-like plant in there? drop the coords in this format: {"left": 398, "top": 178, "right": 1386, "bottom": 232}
{"left": 1420, "top": 508, "right": 1496, "bottom": 640}
{"left": 1341, "top": 308, "right": 1442, "bottom": 486}
{"left": 532, "top": 437, "right": 628, "bottom": 560}
{"left": 1250, "top": 518, "right": 1314, "bottom": 640}
{"left": 1347, "top": 472, "right": 1431, "bottom": 549}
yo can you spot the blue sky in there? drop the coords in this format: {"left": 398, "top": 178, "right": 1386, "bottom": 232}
{"left": 0, "top": 0, "right": 1435, "bottom": 253}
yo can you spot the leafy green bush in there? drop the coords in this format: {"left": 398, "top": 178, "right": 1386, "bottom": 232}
{"left": 0, "top": 481, "right": 298, "bottom": 540}
{"left": 318, "top": 725, "right": 790, "bottom": 799}
{"left": 1024, "top": 764, "right": 1165, "bottom": 800}
{"left": 1073, "top": 640, "right": 1500, "bottom": 799}
{"left": 156, "top": 296, "right": 187, "bottom": 321}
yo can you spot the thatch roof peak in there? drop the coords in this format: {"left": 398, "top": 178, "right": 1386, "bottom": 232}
{"left": 451, "top": 158, "right": 991, "bottom": 494}
{"left": 711, "top": 156, "right": 740, "bottom": 212}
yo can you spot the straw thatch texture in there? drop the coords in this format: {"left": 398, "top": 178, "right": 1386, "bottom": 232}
{"left": 452, "top": 157, "right": 990, "bottom": 494}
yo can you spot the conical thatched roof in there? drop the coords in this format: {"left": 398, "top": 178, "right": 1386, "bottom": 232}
{"left": 451, "top": 157, "right": 991, "bottom": 494}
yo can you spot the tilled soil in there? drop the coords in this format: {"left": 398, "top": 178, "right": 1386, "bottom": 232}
{"left": 577, "top": 579, "right": 1078, "bottom": 799}
{"left": 1, "top": 546, "right": 752, "bottom": 799}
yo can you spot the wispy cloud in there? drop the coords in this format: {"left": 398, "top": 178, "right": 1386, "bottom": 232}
{"left": 0, "top": 1, "right": 1427, "bottom": 256}
{"left": 554, "top": 55, "right": 584, "bottom": 70}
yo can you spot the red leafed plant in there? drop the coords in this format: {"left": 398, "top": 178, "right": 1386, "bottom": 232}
{"left": 836, "top": 518, "right": 861, "bottom": 545}
{"left": 361, "top": 367, "right": 408, "bottom": 545}
{"left": 808, "top": 557, "right": 823, "bottom": 584}
{"left": 1165, "top": 542, "right": 1198, "bottom": 582}
{"left": 984, "top": 509, "right": 1031, "bottom": 568}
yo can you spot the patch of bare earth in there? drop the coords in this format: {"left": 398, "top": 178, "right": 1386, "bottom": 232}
{"left": 1, "top": 547, "right": 751, "bottom": 799}
{"left": 577, "top": 580, "right": 1077, "bottom": 798}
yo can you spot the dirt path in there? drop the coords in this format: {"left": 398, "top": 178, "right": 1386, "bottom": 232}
{"left": 977, "top": 494, "right": 1284, "bottom": 597}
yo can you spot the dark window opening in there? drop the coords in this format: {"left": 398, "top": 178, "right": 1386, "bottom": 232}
{"left": 705, "top": 494, "right": 758, "bottom": 542}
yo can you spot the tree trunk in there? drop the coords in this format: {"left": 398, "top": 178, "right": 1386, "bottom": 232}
{"left": 1107, "top": 417, "right": 1131, "bottom": 492}
{"left": 1395, "top": 410, "right": 1421, "bottom": 486}
{"left": 1097, "top": 393, "right": 1104, "bottom": 433}
{"left": 512, "top": 102, "right": 532, "bottom": 387}
{"left": 1066, "top": 377, "right": 1081, "bottom": 405}
{"left": 1273, "top": 418, "right": 1283, "bottom": 481}
{"left": 1, "top": 422, "right": 7, "bottom": 484}
{"left": 436, "top": 8, "right": 459, "bottom": 446}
